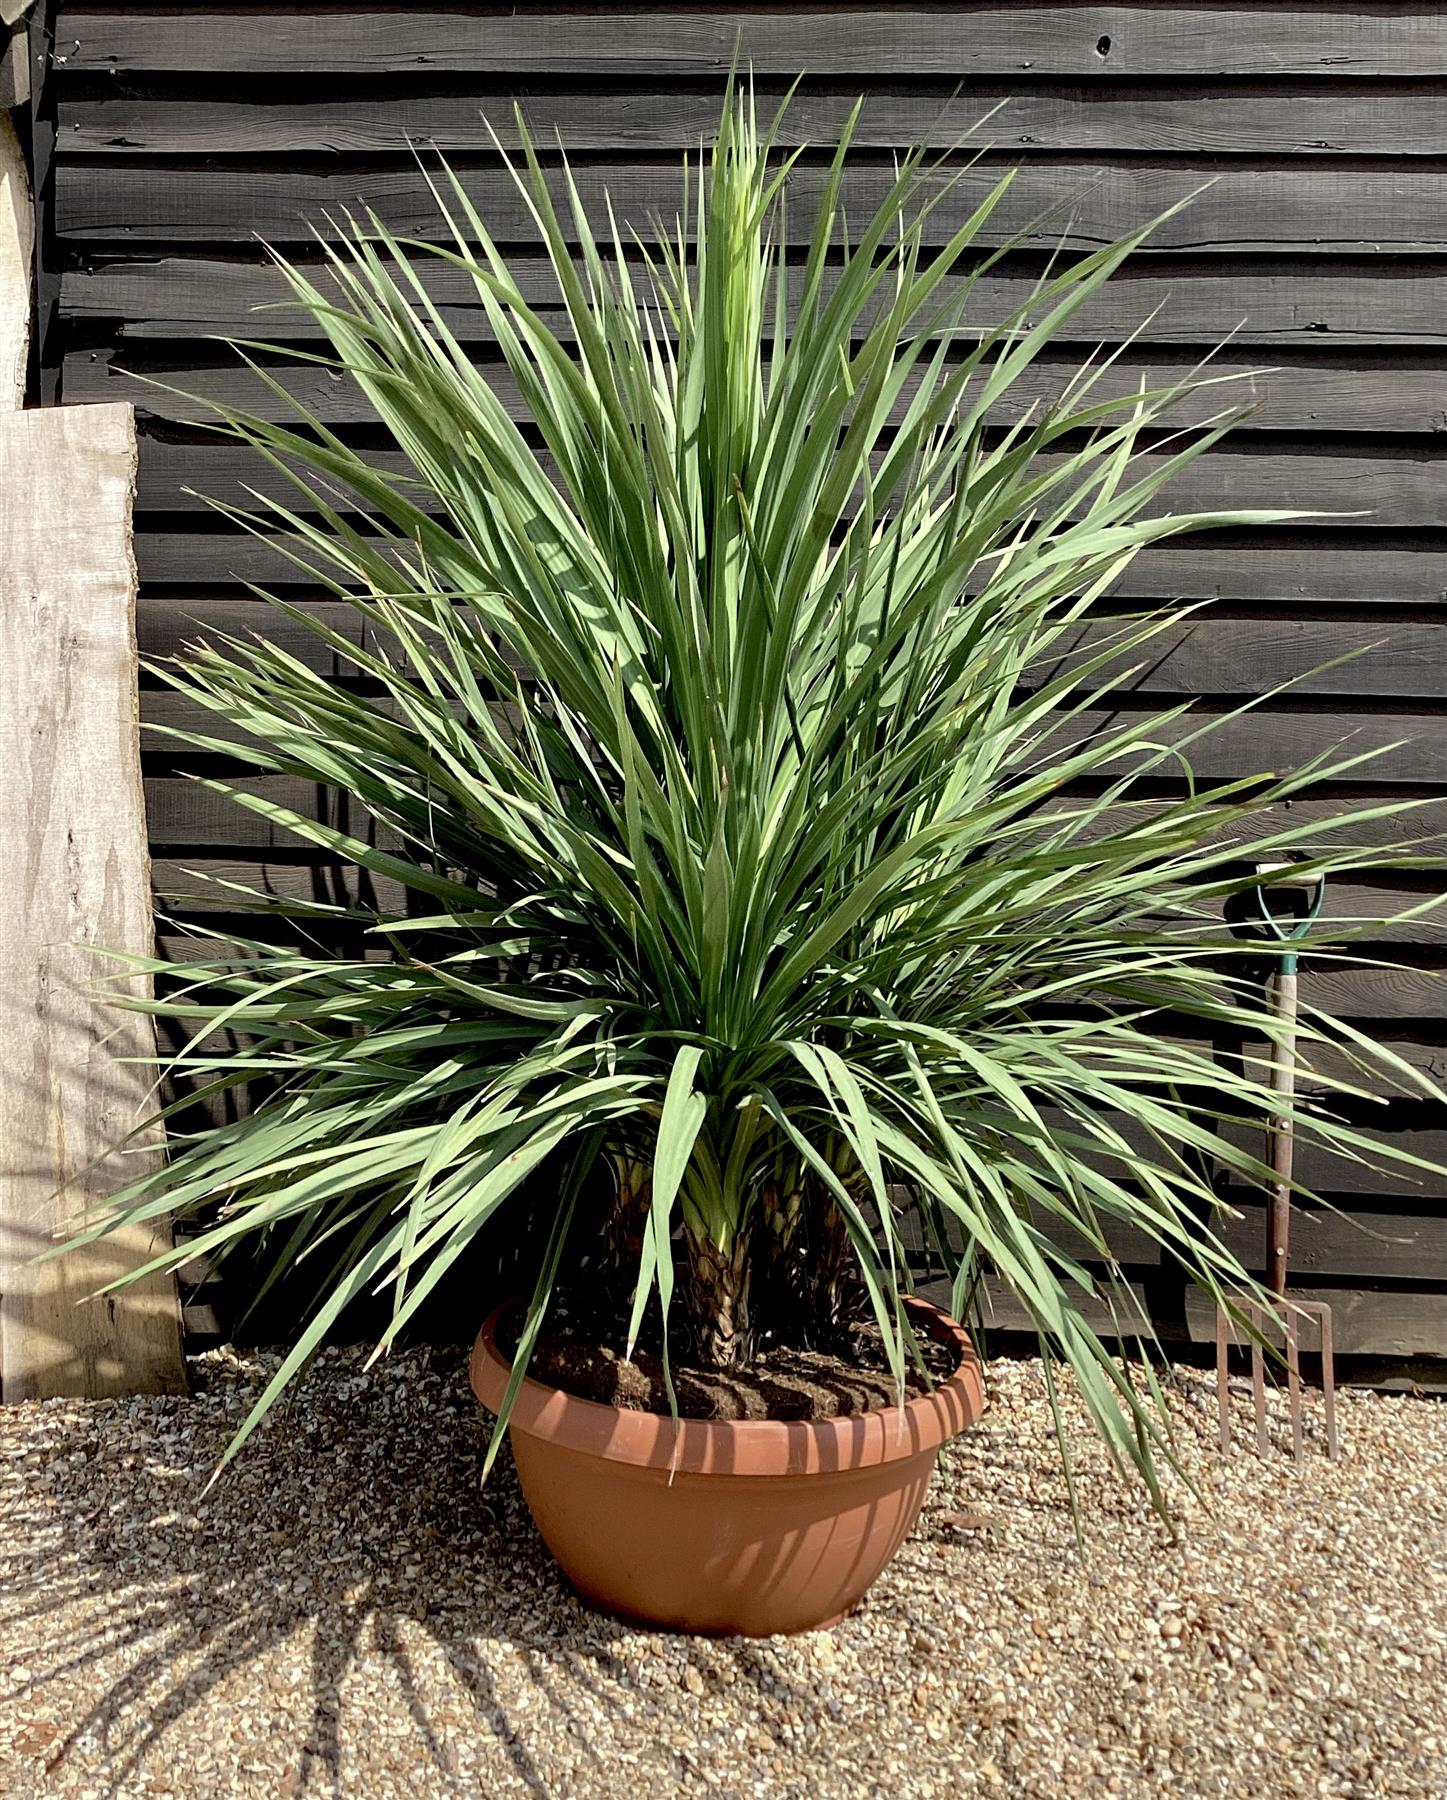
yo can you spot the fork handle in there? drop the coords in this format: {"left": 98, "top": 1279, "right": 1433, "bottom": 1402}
{"left": 1266, "top": 968, "right": 1298, "bottom": 1299}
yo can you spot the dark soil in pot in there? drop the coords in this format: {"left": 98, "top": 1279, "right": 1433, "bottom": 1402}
{"left": 498, "top": 1304, "right": 960, "bottom": 1422}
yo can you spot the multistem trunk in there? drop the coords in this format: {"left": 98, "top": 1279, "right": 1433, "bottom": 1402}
{"left": 800, "top": 1201, "right": 852, "bottom": 1341}
{"left": 683, "top": 1230, "right": 754, "bottom": 1368}
{"left": 605, "top": 1155, "right": 651, "bottom": 1310}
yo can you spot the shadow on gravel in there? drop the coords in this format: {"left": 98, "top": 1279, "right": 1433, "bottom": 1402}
{"left": 0, "top": 1344, "right": 845, "bottom": 1796}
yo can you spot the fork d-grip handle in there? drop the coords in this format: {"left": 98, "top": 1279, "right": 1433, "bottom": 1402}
{"left": 1266, "top": 966, "right": 1298, "bottom": 1298}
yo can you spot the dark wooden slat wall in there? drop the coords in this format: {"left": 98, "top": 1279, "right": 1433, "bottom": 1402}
{"left": 44, "top": 1, "right": 1447, "bottom": 1356}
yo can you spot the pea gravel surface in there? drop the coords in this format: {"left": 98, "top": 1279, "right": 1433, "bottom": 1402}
{"left": 1, "top": 1344, "right": 1442, "bottom": 1800}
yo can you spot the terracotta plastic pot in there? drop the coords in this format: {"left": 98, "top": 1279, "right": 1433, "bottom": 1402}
{"left": 470, "top": 1295, "right": 986, "bottom": 1637}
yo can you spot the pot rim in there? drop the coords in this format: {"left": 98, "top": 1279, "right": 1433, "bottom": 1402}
{"left": 470, "top": 1294, "right": 986, "bottom": 1478}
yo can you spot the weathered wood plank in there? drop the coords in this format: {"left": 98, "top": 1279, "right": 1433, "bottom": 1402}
{"left": 68, "top": 345, "right": 1447, "bottom": 438}
{"left": 1218, "top": 1125, "right": 1447, "bottom": 1202}
{"left": 130, "top": 438, "right": 1447, "bottom": 527}
{"left": 1262, "top": 964, "right": 1446, "bottom": 1024}
{"left": 1185, "top": 1286, "right": 1447, "bottom": 1358}
{"left": 1211, "top": 1205, "right": 1447, "bottom": 1282}
{"left": 130, "top": 527, "right": 1447, "bottom": 607}
{"left": 0, "top": 404, "right": 186, "bottom": 1401}
{"left": 896, "top": 1200, "right": 1162, "bottom": 1269}
{"left": 144, "top": 850, "right": 1446, "bottom": 1020}
{"left": 1052, "top": 1110, "right": 1447, "bottom": 1201}
{"left": 0, "top": 113, "right": 30, "bottom": 411}
{"left": 1035, "top": 793, "right": 1447, "bottom": 858}
{"left": 1046, "top": 618, "right": 1447, "bottom": 702}
{"left": 56, "top": 160, "right": 1447, "bottom": 254}
{"left": 141, "top": 774, "right": 1447, "bottom": 887}
{"left": 139, "top": 597, "right": 377, "bottom": 667}
{"left": 137, "top": 682, "right": 1445, "bottom": 783}
{"left": 63, "top": 255, "right": 1447, "bottom": 347}
{"left": 145, "top": 774, "right": 396, "bottom": 849}
{"left": 136, "top": 597, "right": 1447, "bottom": 702}
{"left": 916, "top": 1275, "right": 1150, "bottom": 1337}
{"left": 56, "top": 8, "right": 1447, "bottom": 78}
{"left": 150, "top": 890, "right": 1435, "bottom": 1024}
{"left": 58, "top": 83, "right": 1447, "bottom": 158}
{"left": 1037, "top": 704, "right": 1447, "bottom": 788}
{"left": 153, "top": 856, "right": 407, "bottom": 919}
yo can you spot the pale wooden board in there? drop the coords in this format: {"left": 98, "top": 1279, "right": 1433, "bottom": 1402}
{"left": 0, "top": 403, "right": 186, "bottom": 1400}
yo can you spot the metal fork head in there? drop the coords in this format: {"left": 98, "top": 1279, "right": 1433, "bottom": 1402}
{"left": 1215, "top": 1298, "right": 1338, "bottom": 1463}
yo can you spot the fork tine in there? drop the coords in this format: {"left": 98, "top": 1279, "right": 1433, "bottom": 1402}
{"left": 1285, "top": 1306, "right": 1304, "bottom": 1464}
{"left": 1249, "top": 1305, "right": 1269, "bottom": 1458}
{"left": 1319, "top": 1306, "right": 1339, "bottom": 1461}
{"left": 1216, "top": 1306, "right": 1233, "bottom": 1458}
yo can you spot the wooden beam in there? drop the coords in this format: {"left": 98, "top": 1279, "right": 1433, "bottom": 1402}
{"left": 129, "top": 527, "right": 1447, "bottom": 607}
{"left": 55, "top": 8, "right": 1447, "bottom": 79}
{"left": 0, "top": 110, "right": 29, "bottom": 409}
{"left": 54, "top": 160, "right": 1447, "bottom": 254}
{"left": 1186, "top": 1286, "right": 1447, "bottom": 1359}
{"left": 1210, "top": 1204, "right": 1447, "bottom": 1283}
{"left": 56, "top": 84, "right": 1447, "bottom": 159}
{"left": 63, "top": 255, "right": 1447, "bottom": 348}
{"left": 916, "top": 1276, "right": 1153, "bottom": 1337}
{"left": 128, "top": 439, "right": 1447, "bottom": 528}
{"left": 66, "top": 345, "right": 1447, "bottom": 437}
{"left": 0, "top": 403, "right": 186, "bottom": 1400}
{"left": 132, "top": 600, "right": 1447, "bottom": 701}
{"left": 133, "top": 683, "right": 1447, "bottom": 785}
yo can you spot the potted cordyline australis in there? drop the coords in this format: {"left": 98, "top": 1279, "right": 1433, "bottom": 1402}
{"left": 56, "top": 92, "right": 1443, "bottom": 1634}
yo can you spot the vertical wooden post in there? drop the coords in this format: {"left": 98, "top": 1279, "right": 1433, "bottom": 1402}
{"left": 0, "top": 108, "right": 30, "bottom": 406}
{"left": 0, "top": 402, "right": 186, "bottom": 1399}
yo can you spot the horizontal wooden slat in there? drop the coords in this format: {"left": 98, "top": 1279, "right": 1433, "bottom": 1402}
{"left": 1279, "top": 1127, "right": 1447, "bottom": 1199}
{"left": 136, "top": 683, "right": 1444, "bottom": 783}
{"left": 965, "top": 1279, "right": 1447, "bottom": 1356}
{"left": 145, "top": 772, "right": 1447, "bottom": 872}
{"left": 145, "top": 774, "right": 396, "bottom": 848}
{"left": 1038, "top": 705, "right": 1447, "bottom": 787}
{"left": 1047, "top": 618, "right": 1447, "bottom": 702}
{"left": 1113, "top": 1113, "right": 1447, "bottom": 1200}
{"left": 139, "top": 598, "right": 377, "bottom": 667}
{"left": 179, "top": 884, "right": 1439, "bottom": 1000}
{"left": 63, "top": 256, "right": 1447, "bottom": 347}
{"left": 896, "top": 1200, "right": 1162, "bottom": 1268}
{"left": 56, "top": 8, "right": 1447, "bottom": 79}
{"left": 153, "top": 857, "right": 407, "bottom": 917}
{"left": 56, "top": 160, "right": 1447, "bottom": 254}
{"left": 57, "top": 84, "right": 1447, "bottom": 158}
{"left": 148, "top": 853, "right": 1446, "bottom": 983}
{"left": 67, "top": 345, "right": 1447, "bottom": 437}
{"left": 233, "top": 893, "right": 1430, "bottom": 1018}
{"left": 1213, "top": 1205, "right": 1447, "bottom": 1281}
{"left": 1034, "top": 792, "right": 1447, "bottom": 856}
{"left": 925, "top": 1275, "right": 1156, "bottom": 1335}
{"left": 136, "top": 597, "right": 1447, "bottom": 701}
{"left": 130, "top": 438, "right": 1447, "bottom": 527}
{"left": 1245, "top": 964, "right": 1446, "bottom": 1021}
{"left": 1186, "top": 1286, "right": 1447, "bottom": 1358}
{"left": 145, "top": 896, "right": 1447, "bottom": 1091}
{"left": 130, "top": 528, "right": 1447, "bottom": 607}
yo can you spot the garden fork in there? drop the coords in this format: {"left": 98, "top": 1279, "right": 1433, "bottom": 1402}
{"left": 1216, "top": 865, "right": 1339, "bottom": 1463}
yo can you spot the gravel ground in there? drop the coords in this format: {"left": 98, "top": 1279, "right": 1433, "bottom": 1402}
{"left": 1, "top": 1344, "right": 1442, "bottom": 1800}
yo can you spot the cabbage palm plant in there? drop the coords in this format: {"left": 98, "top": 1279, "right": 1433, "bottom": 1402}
{"left": 61, "top": 91, "right": 1441, "bottom": 1505}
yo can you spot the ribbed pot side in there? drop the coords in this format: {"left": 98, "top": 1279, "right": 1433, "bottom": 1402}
{"left": 470, "top": 1295, "right": 986, "bottom": 1636}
